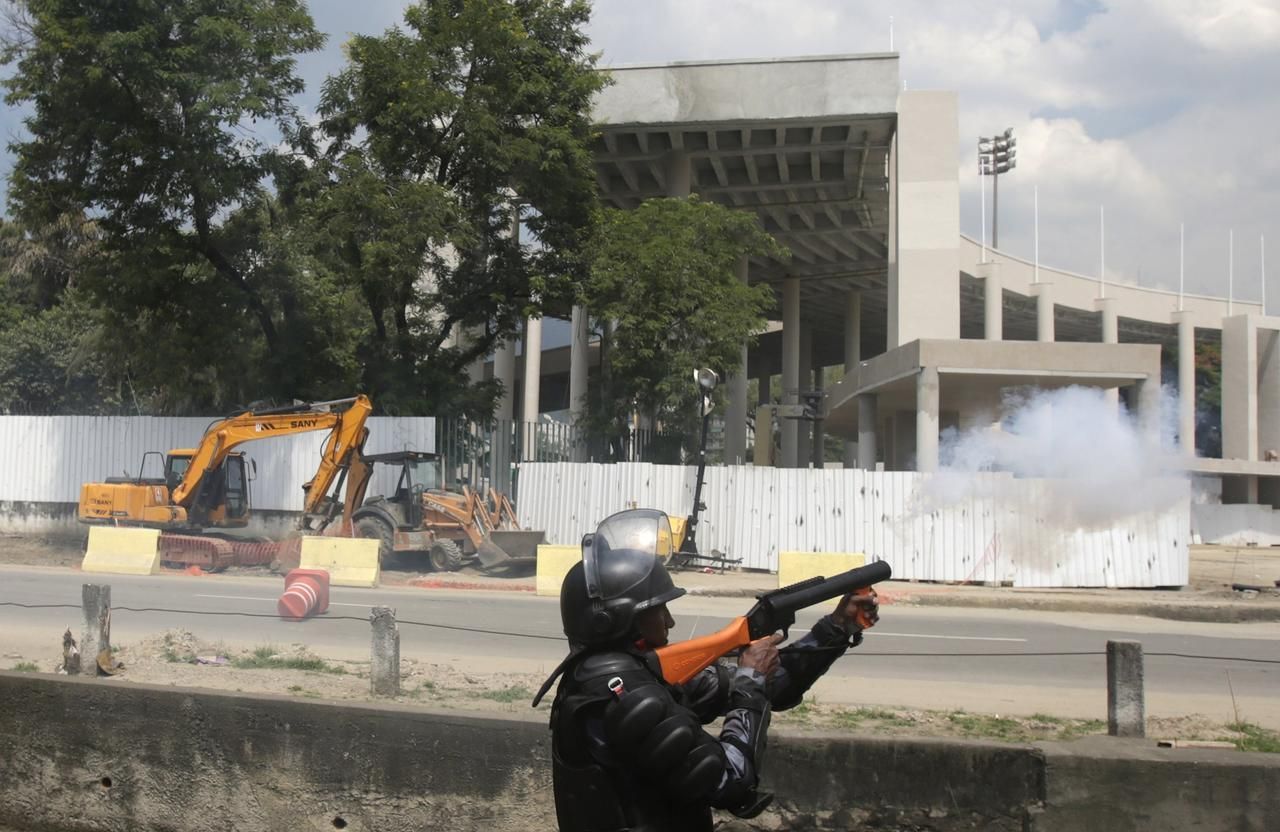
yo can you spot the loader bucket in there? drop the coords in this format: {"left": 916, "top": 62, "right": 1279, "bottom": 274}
{"left": 476, "top": 529, "right": 546, "bottom": 569}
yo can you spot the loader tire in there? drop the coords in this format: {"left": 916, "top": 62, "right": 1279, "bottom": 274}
{"left": 428, "top": 539, "right": 464, "bottom": 572}
{"left": 355, "top": 517, "right": 401, "bottom": 569}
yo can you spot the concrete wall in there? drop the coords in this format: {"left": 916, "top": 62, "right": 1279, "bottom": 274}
{"left": 1192, "top": 502, "right": 1280, "bottom": 546}
{"left": 2, "top": 673, "right": 1277, "bottom": 832}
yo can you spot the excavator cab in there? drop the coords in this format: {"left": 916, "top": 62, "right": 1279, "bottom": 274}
{"left": 79, "top": 450, "right": 251, "bottom": 529}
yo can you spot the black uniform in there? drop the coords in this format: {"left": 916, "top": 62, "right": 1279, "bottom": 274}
{"left": 549, "top": 615, "right": 859, "bottom": 832}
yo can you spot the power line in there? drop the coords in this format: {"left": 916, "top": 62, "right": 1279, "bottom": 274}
{"left": 3, "top": 601, "right": 1276, "bottom": 662}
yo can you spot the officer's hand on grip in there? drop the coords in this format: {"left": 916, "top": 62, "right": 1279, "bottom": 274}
{"left": 738, "top": 632, "right": 784, "bottom": 678}
{"left": 831, "top": 587, "right": 880, "bottom": 634}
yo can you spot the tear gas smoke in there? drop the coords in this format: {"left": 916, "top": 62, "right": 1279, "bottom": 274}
{"left": 925, "top": 385, "right": 1188, "bottom": 529}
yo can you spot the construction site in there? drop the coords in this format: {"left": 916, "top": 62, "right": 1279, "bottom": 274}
{"left": 0, "top": 20, "right": 1277, "bottom": 832}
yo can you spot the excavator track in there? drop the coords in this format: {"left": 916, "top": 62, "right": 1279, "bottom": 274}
{"left": 157, "top": 534, "right": 302, "bottom": 571}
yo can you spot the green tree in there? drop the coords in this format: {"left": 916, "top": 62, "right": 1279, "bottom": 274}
{"left": 2, "top": 0, "right": 327, "bottom": 408}
{"left": 316, "top": 0, "right": 604, "bottom": 417}
{"left": 585, "top": 197, "right": 786, "bottom": 457}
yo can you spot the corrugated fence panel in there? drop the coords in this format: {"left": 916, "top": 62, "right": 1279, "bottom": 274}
{"left": 0, "top": 415, "right": 434, "bottom": 511}
{"left": 515, "top": 462, "right": 1189, "bottom": 587}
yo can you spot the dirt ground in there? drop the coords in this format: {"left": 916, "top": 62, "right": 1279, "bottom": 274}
{"left": 4, "top": 626, "right": 1274, "bottom": 753}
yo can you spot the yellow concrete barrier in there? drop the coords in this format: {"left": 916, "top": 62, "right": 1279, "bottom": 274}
{"left": 536, "top": 544, "right": 581, "bottom": 597}
{"left": 82, "top": 527, "right": 163, "bottom": 576}
{"left": 778, "top": 551, "right": 867, "bottom": 589}
{"left": 299, "top": 537, "right": 380, "bottom": 588}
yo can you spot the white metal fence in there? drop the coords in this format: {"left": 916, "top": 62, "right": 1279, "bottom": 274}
{"left": 516, "top": 462, "right": 1191, "bottom": 588}
{"left": 0, "top": 415, "right": 435, "bottom": 512}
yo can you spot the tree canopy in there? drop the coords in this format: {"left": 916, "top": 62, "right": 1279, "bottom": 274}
{"left": 585, "top": 197, "right": 785, "bottom": 452}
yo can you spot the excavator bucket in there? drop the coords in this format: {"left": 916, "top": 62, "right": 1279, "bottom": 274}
{"left": 476, "top": 529, "right": 545, "bottom": 569}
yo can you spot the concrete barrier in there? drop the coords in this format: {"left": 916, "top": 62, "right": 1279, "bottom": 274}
{"left": 535, "top": 544, "right": 580, "bottom": 597}
{"left": 778, "top": 550, "right": 866, "bottom": 588}
{"left": 299, "top": 536, "right": 380, "bottom": 587}
{"left": 2, "top": 672, "right": 1277, "bottom": 832}
{"left": 81, "top": 527, "right": 162, "bottom": 575}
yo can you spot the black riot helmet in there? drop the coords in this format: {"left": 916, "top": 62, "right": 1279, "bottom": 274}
{"left": 560, "top": 508, "right": 686, "bottom": 647}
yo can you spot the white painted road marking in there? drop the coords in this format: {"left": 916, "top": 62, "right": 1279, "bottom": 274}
{"left": 789, "top": 628, "right": 1026, "bottom": 643}
{"left": 195, "top": 593, "right": 373, "bottom": 609}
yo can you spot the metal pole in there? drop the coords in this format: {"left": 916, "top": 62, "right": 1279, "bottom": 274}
{"left": 1263, "top": 234, "right": 1267, "bottom": 315}
{"left": 1179, "top": 223, "right": 1185, "bottom": 312}
{"left": 1100, "top": 205, "right": 1106, "bottom": 298}
{"left": 980, "top": 163, "right": 987, "bottom": 263}
{"left": 992, "top": 170, "right": 999, "bottom": 250}
{"left": 1033, "top": 185, "right": 1039, "bottom": 283}
{"left": 1229, "top": 229, "right": 1234, "bottom": 317}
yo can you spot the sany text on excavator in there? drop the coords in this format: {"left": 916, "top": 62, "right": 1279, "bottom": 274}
{"left": 78, "top": 396, "right": 373, "bottom": 569}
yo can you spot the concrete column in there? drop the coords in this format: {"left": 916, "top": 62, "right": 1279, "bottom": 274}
{"left": 781, "top": 277, "right": 801, "bottom": 468}
{"left": 843, "top": 290, "right": 862, "bottom": 467}
{"left": 976, "top": 262, "right": 1003, "bottom": 340}
{"left": 798, "top": 325, "right": 813, "bottom": 468}
{"left": 494, "top": 339, "right": 516, "bottom": 421}
{"left": 1221, "top": 315, "right": 1256, "bottom": 465}
{"left": 1173, "top": 311, "right": 1196, "bottom": 456}
{"left": 1097, "top": 298, "right": 1119, "bottom": 408}
{"left": 1136, "top": 375, "right": 1162, "bottom": 446}
{"left": 812, "top": 367, "right": 825, "bottom": 469}
{"left": 522, "top": 315, "right": 543, "bottom": 460}
{"left": 888, "top": 91, "right": 961, "bottom": 347}
{"left": 1032, "top": 282, "right": 1055, "bottom": 342}
{"left": 1106, "top": 640, "right": 1145, "bottom": 738}
{"left": 664, "top": 151, "right": 691, "bottom": 198}
{"left": 857, "top": 394, "right": 878, "bottom": 470}
{"left": 916, "top": 366, "right": 940, "bottom": 473}
{"left": 569, "top": 305, "right": 589, "bottom": 463}
{"left": 79, "top": 583, "right": 110, "bottom": 677}
{"left": 724, "top": 258, "right": 750, "bottom": 465}
{"left": 370, "top": 606, "right": 400, "bottom": 697}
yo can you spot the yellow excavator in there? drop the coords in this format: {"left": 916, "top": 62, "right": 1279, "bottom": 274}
{"left": 78, "top": 395, "right": 374, "bottom": 569}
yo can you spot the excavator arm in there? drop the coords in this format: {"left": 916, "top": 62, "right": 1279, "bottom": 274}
{"left": 171, "top": 396, "right": 373, "bottom": 516}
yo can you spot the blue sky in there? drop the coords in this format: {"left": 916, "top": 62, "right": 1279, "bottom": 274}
{"left": 3, "top": 0, "right": 1277, "bottom": 311}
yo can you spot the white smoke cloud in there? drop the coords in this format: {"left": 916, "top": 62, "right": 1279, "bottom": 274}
{"left": 926, "top": 385, "right": 1188, "bottom": 529}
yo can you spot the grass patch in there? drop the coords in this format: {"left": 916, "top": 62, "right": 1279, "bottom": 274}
{"left": 830, "top": 707, "right": 916, "bottom": 729}
{"left": 232, "top": 645, "right": 346, "bottom": 674}
{"left": 946, "top": 711, "right": 1029, "bottom": 742}
{"left": 1227, "top": 722, "right": 1280, "bottom": 753}
{"left": 477, "top": 685, "right": 531, "bottom": 704}
{"left": 10, "top": 661, "right": 38, "bottom": 673}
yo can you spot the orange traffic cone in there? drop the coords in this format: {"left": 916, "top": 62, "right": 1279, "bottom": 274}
{"left": 278, "top": 568, "right": 330, "bottom": 621}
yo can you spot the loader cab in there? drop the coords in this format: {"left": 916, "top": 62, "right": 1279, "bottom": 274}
{"left": 360, "top": 451, "right": 443, "bottom": 528}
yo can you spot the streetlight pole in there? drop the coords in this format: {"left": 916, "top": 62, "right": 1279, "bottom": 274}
{"left": 978, "top": 128, "right": 1017, "bottom": 251}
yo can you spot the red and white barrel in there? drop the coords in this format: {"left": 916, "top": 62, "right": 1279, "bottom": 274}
{"left": 277, "top": 568, "right": 331, "bottom": 621}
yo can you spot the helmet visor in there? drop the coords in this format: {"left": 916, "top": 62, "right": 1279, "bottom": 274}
{"left": 582, "top": 508, "right": 675, "bottom": 600}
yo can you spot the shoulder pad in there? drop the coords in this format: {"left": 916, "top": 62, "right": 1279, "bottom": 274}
{"left": 572, "top": 650, "right": 649, "bottom": 684}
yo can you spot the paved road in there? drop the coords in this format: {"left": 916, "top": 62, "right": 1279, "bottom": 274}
{"left": 2, "top": 564, "right": 1276, "bottom": 725}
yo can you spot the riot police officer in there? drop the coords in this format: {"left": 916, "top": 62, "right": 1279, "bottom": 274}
{"left": 532, "top": 508, "right": 879, "bottom": 832}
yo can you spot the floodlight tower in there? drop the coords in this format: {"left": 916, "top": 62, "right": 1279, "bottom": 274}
{"left": 977, "top": 128, "right": 1017, "bottom": 249}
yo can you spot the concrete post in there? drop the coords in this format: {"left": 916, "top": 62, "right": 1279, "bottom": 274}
{"left": 724, "top": 258, "right": 750, "bottom": 465}
{"left": 79, "top": 584, "right": 110, "bottom": 677}
{"left": 977, "top": 263, "right": 1003, "bottom": 341}
{"left": 522, "top": 315, "right": 543, "bottom": 460}
{"left": 1106, "top": 639, "right": 1145, "bottom": 738}
{"left": 916, "top": 366, "right": 940, "bottom": 473}
{"left": 857, "top": 394, "right": 878, "bottom": 470}
{"left": 1097, "top": 298, "right": 1119, "bottom": 408}
{"left": 370, "top": 606, "right": 400, "bottom": 697}
{"left": 781, "top": 277, "right": 801, "bottom": 468}
{"left": 1174, "top": 311, "right": 1196, "bottom": 456}
{"left": 569, "top": 305, "right": 590, "bottom": 463}
{"left": 844, "top": 290, "right": 862, "bottom": 467}
{"left": 798, "top": 325, "right": 813, "bottom": 468}
{"left": 812, "top": 367, "right": 825, "bottom": 469}
{"left": 1032, "top": 282, "right": 1055, "bottom": 342}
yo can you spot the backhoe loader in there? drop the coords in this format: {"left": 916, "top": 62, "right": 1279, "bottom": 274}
{"left": 78, "top": 396, "right": 373, "bottom": 569}
{"left": 318, "top": 450, "right": 544, "bottom": 572}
